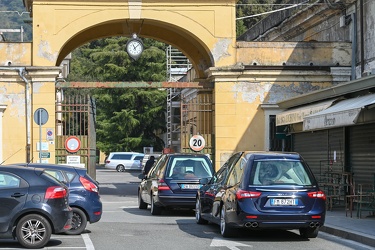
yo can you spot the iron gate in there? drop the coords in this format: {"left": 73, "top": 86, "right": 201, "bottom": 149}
{"left": 180, "top": 90, "right": 214, "bottom": 159}
{"left": 55, "top": 93, "right": 97, "bottom": 179}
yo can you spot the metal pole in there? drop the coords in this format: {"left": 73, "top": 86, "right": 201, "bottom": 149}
{"left": 39, "top": 109, "right": 42, "bottom": 163}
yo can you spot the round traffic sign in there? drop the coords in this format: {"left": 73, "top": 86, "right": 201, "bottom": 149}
{"left": 34, "top": 108, "right": 49, "bottom": 125}
{"left": 65, "top": 136, "right": 81, "bottom": 153}
{"left": 189, "top": 135, "right": 206, "bottom": 152}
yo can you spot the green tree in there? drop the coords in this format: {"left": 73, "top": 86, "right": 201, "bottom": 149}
{"left": 94, "top": 88, "right": 167, "bottom": 154}
{"left": 0, "top": 0, "right": 32, "bottom": 41}
{"left": 67, "top": 37, "right": 168, "bottom": 154}
{"left": 236, "top": 0, "right": 290, "bottom": 37}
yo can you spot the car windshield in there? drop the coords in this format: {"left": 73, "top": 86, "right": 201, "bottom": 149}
{"left": 166, "top": 157, "right": 213, "bottom": 179}
{"left": 250, "top": 160, "right": 313, "bottom": 186}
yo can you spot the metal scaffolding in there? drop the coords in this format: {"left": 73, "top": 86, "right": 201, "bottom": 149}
{"left": 166, "top": 46, "right": 192, "bottom": 152}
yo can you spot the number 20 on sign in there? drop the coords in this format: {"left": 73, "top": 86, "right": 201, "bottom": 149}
{"left": 189, "top": 135, "right": 206, "bottom": 152}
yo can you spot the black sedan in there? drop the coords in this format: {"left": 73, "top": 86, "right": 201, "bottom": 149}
{"left": 138, "top": 153, "right": 214, "bottom": 215}
{"left": 0, "top": 165, "right": 72, "bottom": 248}
{"left": 195, "top": 151, "right": 326, "bottom": 238}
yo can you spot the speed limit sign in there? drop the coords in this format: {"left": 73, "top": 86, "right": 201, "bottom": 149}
{"left": 189, "top": 135, "right": 205, "bottom": 152}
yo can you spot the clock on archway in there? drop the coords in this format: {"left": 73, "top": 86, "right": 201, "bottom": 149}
{"left": 126, "top": 33, "right": 144, "bottom": 61}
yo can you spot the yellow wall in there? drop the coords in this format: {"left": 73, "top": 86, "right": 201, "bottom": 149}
{"left": 0, "top": 43, "right": 31, "bottom": 66}
{"left": 31, "top": 0, "right": 237, "bottom": 78}
{"left": 0, "top": 62, "right": 59, "bottom": 164}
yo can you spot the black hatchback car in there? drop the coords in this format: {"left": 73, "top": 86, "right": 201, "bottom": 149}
{"left": 14, "top": 163, "right": 102, "bottom": 235}
{"left": 138, "top": 153, "right": 214, "bottom": 215}
{"left": 0, "top": 165, "right": 72, "bottom": 248}
{"left": 195, "top": 151, "right": 326, "bottom": 238}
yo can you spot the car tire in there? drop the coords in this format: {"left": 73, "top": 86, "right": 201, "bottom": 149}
{"left": 195, "top": 198, "right": 208, "bottom": 224}
{"left": 66, "top": 207, "right": 87, "bottom": 235}
{"left": 150, "top": 195, "right": 162, "bottom": 215}
{"left": 220, "top": 205, "right": 234, "bottom": 237}
{"left": 299, "top": 227, "right": 319, "bottom": 238}
{"left": 116, "top": 165, "right": 125, "bottom": 172}
{"left": 16, "top": 214, "right": 52, "bottom": 249}
{"left": 138, "top": 190, "right": 148, "bottom": 209}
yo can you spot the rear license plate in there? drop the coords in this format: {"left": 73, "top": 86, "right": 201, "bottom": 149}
{"left": 271, "top": 199, "right": 297, "bottom": 206}
{"left": 181, "top": 184, "right": 201, "bottom": 189}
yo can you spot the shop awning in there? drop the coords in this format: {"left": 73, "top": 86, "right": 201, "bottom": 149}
{"left": 276, "top": 99, "right": 337, "bottom": 126}
{"left": 303, "top": 94, "right": 375, "bottom": 131}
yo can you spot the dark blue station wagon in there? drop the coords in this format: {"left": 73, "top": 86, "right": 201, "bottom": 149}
{"left": 195, "top": 151, "right": 326, "bottom": 238}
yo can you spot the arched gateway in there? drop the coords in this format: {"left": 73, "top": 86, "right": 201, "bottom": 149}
{"left": 29, "top": 0, "right": 237, "bottom": 74}
{"left": 0, "top": 0, "right": 352, "bottom": 177}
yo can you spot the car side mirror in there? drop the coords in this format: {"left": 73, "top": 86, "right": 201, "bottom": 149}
{"left": 199, "top": 178, "right": 209, "bottom": 185}
{"left": 138, "top": 173, "right": 145, "bottom": 180}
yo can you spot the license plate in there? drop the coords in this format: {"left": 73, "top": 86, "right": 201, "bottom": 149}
{"left": 181, "top": 184, "right": 201, "bottom": 189}
{"left": 271, "top": 199, "right": 297, "bottom": 206}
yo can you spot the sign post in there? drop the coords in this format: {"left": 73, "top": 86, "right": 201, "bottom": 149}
{"left": 34, "top": 108, "right": 49, "bottom": 163}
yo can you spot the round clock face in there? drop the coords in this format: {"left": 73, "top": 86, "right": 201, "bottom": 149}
{"left": 127, "top": 39, "right": 143, "bottom": 57}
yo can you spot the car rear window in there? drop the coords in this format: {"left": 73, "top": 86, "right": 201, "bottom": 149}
{"left": 133, "top": 155, "right": 144, "bottom": 161}
{"left": 45, "top": 170, "right": 65, "bottom": 182}
{"left": 40, "top": 171, "right": 66, "bottom": 186}
{"left": 166, "top": 157, "right": 213, "bottom": 178}
{"left": 250, "top": 160, "right": 313, "bottom": 186}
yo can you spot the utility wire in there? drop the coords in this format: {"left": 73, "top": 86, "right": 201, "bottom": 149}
{"left": 0, "top": 10, "right": 30, "bottom": 16}
{"left": 237, "top": 0, "right": 310, "bottom": 20}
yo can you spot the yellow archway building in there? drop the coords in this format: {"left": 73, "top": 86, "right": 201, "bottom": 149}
{"left": 0, "top": 0, "right": 352, "bottom": 174}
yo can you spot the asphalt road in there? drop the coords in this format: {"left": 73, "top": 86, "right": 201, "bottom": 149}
{"left": 0, "top": 167, "right": 373, "bottom": 250}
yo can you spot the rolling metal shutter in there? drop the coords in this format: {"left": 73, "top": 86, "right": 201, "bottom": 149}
{"left": 293, "top": 128, "right": 344, "bottom": 180}
{"left": 349, "top": 124, "right": 375, "bottom": 186}
{"left": 293, "top": 130, "right": 328, "bottom": 178}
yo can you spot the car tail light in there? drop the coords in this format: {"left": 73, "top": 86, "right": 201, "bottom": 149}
{"left": 236, "top": 189, "right": 261, "bottom": 200}
{"left": 311, "top": 215, "right": 322, "bottom": 219}
{"left": 307, "top": 190, "right": 326, "bottom": 200}
{"left": 80, "top": 176, "right": 98, "bottom": 193}
{"left": 45, "top": 186, "right": 67, "bottom": 199}
{"left": 105, "top": 160, "right": 110, "bottom": 164}
{"left": 157, "top": 179, "right": 170, "bottom": 191}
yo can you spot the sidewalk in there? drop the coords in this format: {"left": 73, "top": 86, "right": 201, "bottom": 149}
{"left": 321, "top": 207, "right": 375, "bottom": 247}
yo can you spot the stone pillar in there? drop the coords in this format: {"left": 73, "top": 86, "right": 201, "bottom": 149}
{"left": 27, "top": 67, "right": 61, "bottom": 163}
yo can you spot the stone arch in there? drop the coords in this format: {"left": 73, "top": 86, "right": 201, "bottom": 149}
{"left": 56, "top": 19, "right": 214, "bottom": 79}
{"left": 31, "top": 0, "right": 238, "bottom": 79}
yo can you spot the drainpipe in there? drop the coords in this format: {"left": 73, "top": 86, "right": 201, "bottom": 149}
{"left": 359, "top": 0, "right": 364, "bottom": 75}
{"left": 351, "top": 12, "right": 357, "bottom": 80}
{"left": 0, "top": 67, "right": 31, "bottom": 162}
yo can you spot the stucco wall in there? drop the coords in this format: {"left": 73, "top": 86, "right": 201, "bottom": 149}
{"left": 0, "top": 67, "right": 60, "bottom": 164}
{"left": 0, "top": 43, "right": 31, "bottom": 66}
{"left": 0, "top": 81, "right": 27, "bottom": 163}
{"left": 236, "top": 42, "right": 351, "bottom": 67}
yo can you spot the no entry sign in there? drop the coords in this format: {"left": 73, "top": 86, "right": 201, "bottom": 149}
{"left": 65, "top": 136, "right": 81, "bottom": 153}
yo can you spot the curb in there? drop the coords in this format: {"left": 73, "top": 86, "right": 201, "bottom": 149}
{"left": 321, "top": 225, "right": 375, "bottom": 247}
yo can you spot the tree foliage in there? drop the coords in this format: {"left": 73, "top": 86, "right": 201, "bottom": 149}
{"left": 93, "top": 88, "right": 167, "bottom": 154}
{"left": 67, "top": 37, "right": 168, "bottom": 154}
{"left": 0, "top": 0, "right": 32, "bottom": 41}
{"left": 236, "top": 0, "right": 289, "bottom": 37}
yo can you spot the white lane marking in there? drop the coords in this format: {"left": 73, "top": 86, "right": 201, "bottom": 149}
{"left": 82, "top": 233, "right": 95, "bottom": 250}
{"left": 45, "top": 248, "right": 86, "bottom": 249}
{"left": 210, "top": 237, "right": 253, "bottom": 250}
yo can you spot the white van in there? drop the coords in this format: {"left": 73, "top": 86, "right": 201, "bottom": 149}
{"left": 105, "top": 152, "right": 144, "bottom": 172}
